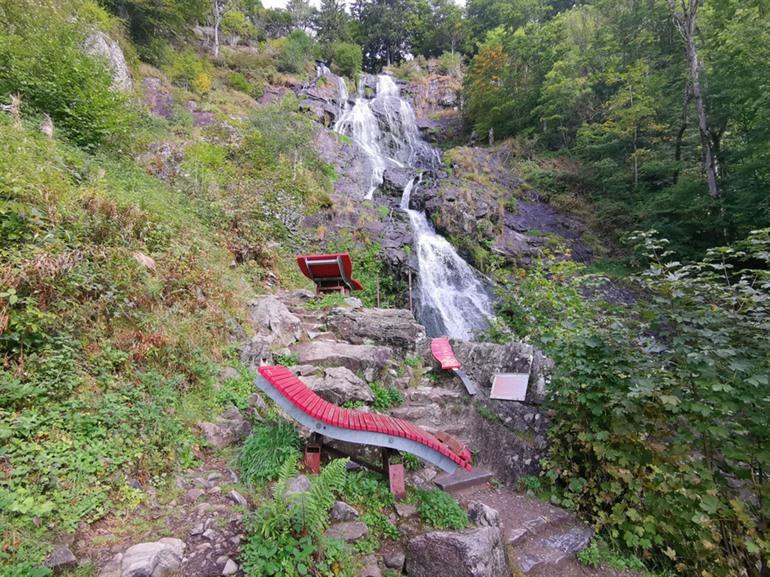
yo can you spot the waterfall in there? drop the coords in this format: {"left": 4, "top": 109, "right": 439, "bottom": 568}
{"left": 334, "top": 74, "right": 493, "bottom": 340}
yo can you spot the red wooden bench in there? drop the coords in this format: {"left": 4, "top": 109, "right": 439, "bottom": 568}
{"left": 430, "top": 337, "right": 478, "bottom": 395}
{"left": 296, "top": 253, "right": 364, "bottom": 295}
{"left": 255, "top": 366, "right": 472, "bottom": 489}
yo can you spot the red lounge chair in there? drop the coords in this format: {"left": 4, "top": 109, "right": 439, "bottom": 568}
{"left": 296, "top": 253, "right": 365, "bottom": 295}
{"left": 255, "top": 365, "right": 473, "bottom": 475}
{"left": 431, "top": 337, "right": 478, "bottom": 395}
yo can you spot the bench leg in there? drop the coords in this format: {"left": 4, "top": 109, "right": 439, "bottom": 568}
{"left": 304, "top": 444, "right": 321, "bottom": 474}
{"left": 382, "top": 448, "right": 406, "bottom": 499}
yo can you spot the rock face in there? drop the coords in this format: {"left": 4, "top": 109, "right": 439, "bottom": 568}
{"left": 142, "top": 78, "right": 174, "bottom": 120}
{"left": 100, "top": 538, "right": 185, "bottom": 577}
{"left": 248, "top": 295, "right": 303, "bottom": 347}
{"left": 328, "top": 307, "right": 427, "bottom": 353}
{"left": 405, "top": 527, "right": 509, "bottom": 577}
{"left": 291, "top": 341, "right": 393, "bottom": 372}
{"left": 304, "top": 366, "right": 374, "bottom": 405}
{"left": 83, "top": 31, "right": 133, "bottom": 92}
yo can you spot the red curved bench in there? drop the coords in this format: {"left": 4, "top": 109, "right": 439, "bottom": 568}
{"left": 256, "top": 365, "right": 472, "bottom": 473}
{"left": 430, "top": 337, "right": 478, "bottom": 395}
{"left": 297, "top": 253, "right": 364, "bottom": 295}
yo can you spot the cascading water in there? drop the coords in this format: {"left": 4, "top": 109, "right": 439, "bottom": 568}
{"left": 400, "top": 176, "right": 494, "bottom": 340}
{"left": 334, "top": 74, "right": 493, "bottom": 340}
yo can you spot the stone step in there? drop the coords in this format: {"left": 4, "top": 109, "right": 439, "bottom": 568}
{"left": 509, "top": 522, "right": 593, "bottom": 575}
{"left": 307, "top": 331, "right": 336, "bottom": 341}
{"left": 434, "top": 468, "right": 494, "bottom": 491}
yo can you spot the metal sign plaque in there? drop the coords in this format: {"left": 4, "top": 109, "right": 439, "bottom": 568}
{"left": 490, "top": 373, "right": 529, "bottom": 401}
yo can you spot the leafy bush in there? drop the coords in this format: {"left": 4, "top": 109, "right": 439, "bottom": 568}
{"left": 328, "top": 42, "right": 363, "bottom": 79}
{"left": 164, "top": 50, "right": 213, "bottom": 94}
{"left": 276, "top": 30, "right": 317, "bottom": 74}
{"left": 0, "top": 0, "right": 131, "bottom": 148}
{"left": 221, "top": 9, "right": 256, "bottom": 45}
{"left": 495, "top": 231, "right": 770, "bottom": 575}
{"left": 436, "top": 51, "right": 464, "bottom": 78}
{"left": 413, "top": 489, "right": 468, "bottom": 529}
{"left": 238, "top": 421, "right": 300, "bottom": 486}
{"left": 242, "top": 457, "right": 355, "bottom": 577}
{"left": 370, "top": 382, "right": 403, "bottom": 410}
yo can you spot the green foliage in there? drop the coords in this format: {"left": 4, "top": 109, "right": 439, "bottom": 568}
{"left": 163, "top": 50, "right": 213, "bottom": 94}
{"left": 273, "top": 352, "right": 299, "bottom": 367}
{"left": 242, "top": 457, "right": 355, "bottom": 577}
{"left": 0, "top": 0, "right": 132, "bottom": 149}
{"left": 369, "top": 382, "right": 403, "bottom": 410}
{"left": 276, "top": 30, "right": 318, "bottom": 74}
{"left": 342, "top": 470, "right": 394, "bottom": 512}
{"left": 221, "top": 9, "right": 256, "bottom": 43}
{"left": 327, "top": 42, "right": 363, "bottom": 79}
{"left": 475, "top": 403, "right": 499, "bottom": 423}
{"left": 238, "top": 421, "right": 301, "bottom": 486}
{"left": 463, "top": 0, "right": 770, "bottom": 257}
{"left": 577, "top": 538, "right": 646, "bottom": 572}
{"left": 495, "top": 231, "right": 770, "bottom": 575}
{"left": 412, "top": 489, "right": 468, "bottom": 529}
{"left": 304, "top": 293, "right": 346, "bottom": 310}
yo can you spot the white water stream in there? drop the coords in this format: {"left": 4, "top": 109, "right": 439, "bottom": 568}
{"left": 333, "top": 73, "right": 493, "bottom": 340}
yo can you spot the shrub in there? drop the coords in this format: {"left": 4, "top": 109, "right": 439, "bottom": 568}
{"left": 238, "top": 420, "right": 300, "bottom": 485}
{"left": 242, "top": 458, "right": 355, "bottom": 577}
{"left": 276, "top": 30, "right": 317, "bottom": 74}
{"left": 164, "top": 50, "right": 213, "bottom": 94}
{"left": 370, "top": 382, "right": 403, "bottom": 410}
{"left": 0, "top": 0, "right": 131, "bottom": 148}
{"left": 413, "top": 489, "right": 468, "bottom": 529}
{"left": 221, "top": 9, "right": 256, "bottom": 45}
{"left": 328, "top": 42, "right": 363, "bottom": 79}
{"left": 436, "top": 51, "right": 464, "bottom": 78}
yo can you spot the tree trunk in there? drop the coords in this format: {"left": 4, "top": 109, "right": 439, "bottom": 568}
{"left": 213, "top": 0, "right": 222, "bottom": 58}
{"left": 668, "top": 0, "right": 720, "bottom": 198}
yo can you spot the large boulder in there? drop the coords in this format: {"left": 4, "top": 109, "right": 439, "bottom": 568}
{"left": 83, "top": 31, "right": 133, "bottom": 92}
{"left": 99, "top": 538, "right": 185, "bottom": 577}
{"left": 405, "top": 527, "right": 509, "bottom": 577}
{"left": 304, "top": 367, "right": 374, "bottom": 405}
{"left": 290, "top": 341, "right": 393, "bottom": 372}
{"left": 327, "top": 308, "right": 427, "bottom": 353}
{"left": 248, "top": 296, "right": 302, "bottom": 347}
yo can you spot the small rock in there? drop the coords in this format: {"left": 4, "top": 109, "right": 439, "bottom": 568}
{"left": 43, "top": 544, "right": 77, "bottom": 571}
{"left": 222, "top": 559, "right": 238, "bottom": 576}
{"left": 202, "top": 528, "right": 219, "bottom": 541}
{"left": 325, "top": 521, "right": 369, "bottom": 543}
{"left": 227, "top": 489, "right": 249, "bottom": 508}
{"left": 283, "top": 475, "right": 312, "bottom": 497}
{"left": 405, "top": 527, "right": 508, "bottom": 577}
{"left": 467, "top": 501, "right": 501, "bottom": 528}
{"left": 330, "top": 500, "right": 359, "bottom": 521}
{"left": 110, "top": 538, "right": 185, "bottom": 577}
{"left": 216, "top": 555, "right": 228, "bottom": 565}
{"left": 395, "top": 503, "right": 417, "bottom": 518}
{"left": 208, "top": 486, "right": 222, "bottom": 495}
{"left": 360, "top": 556, "right": 381, "bottom": 577}
{"left": 381, "top": 545, "right": 406, "bottom": 570}
{"left": 185, "top": 488, "right": 205, "bottom": 503}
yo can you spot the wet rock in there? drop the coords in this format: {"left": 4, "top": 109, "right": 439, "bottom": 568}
{"left": 44, "top": 544, "right": 77, "bottom": 572}
{"left": 381, "top": 167, "right": 414, "bottom": 197}
{"left": 327, "top": 307, "right": 427, "bottom": 353}
{"left": 305, "top": 367, "right": 374, "bottom": 405}
{"left": 325, "top": 521, "right": 369, "bottom": 543}
{"left": 467, "top": 501, "right": 501, "bottom": 528}
{"left": 248, "top": 295, "right": 302, "bottom": 347}
{"left": 83, "top": 31, "right": 132, "bottom": 92}
{"left": 291, "top": 341, "right": 393, "bottom": 372}
{"left": 405, "top": 527, "right": 509, "bottom": 577}
{"left": 331, "top": 500, "right": 359, "bottom": 521}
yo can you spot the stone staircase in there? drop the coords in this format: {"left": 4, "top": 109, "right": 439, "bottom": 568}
{"left": 453, "top": 484, "right": 595, "bottom": 577}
